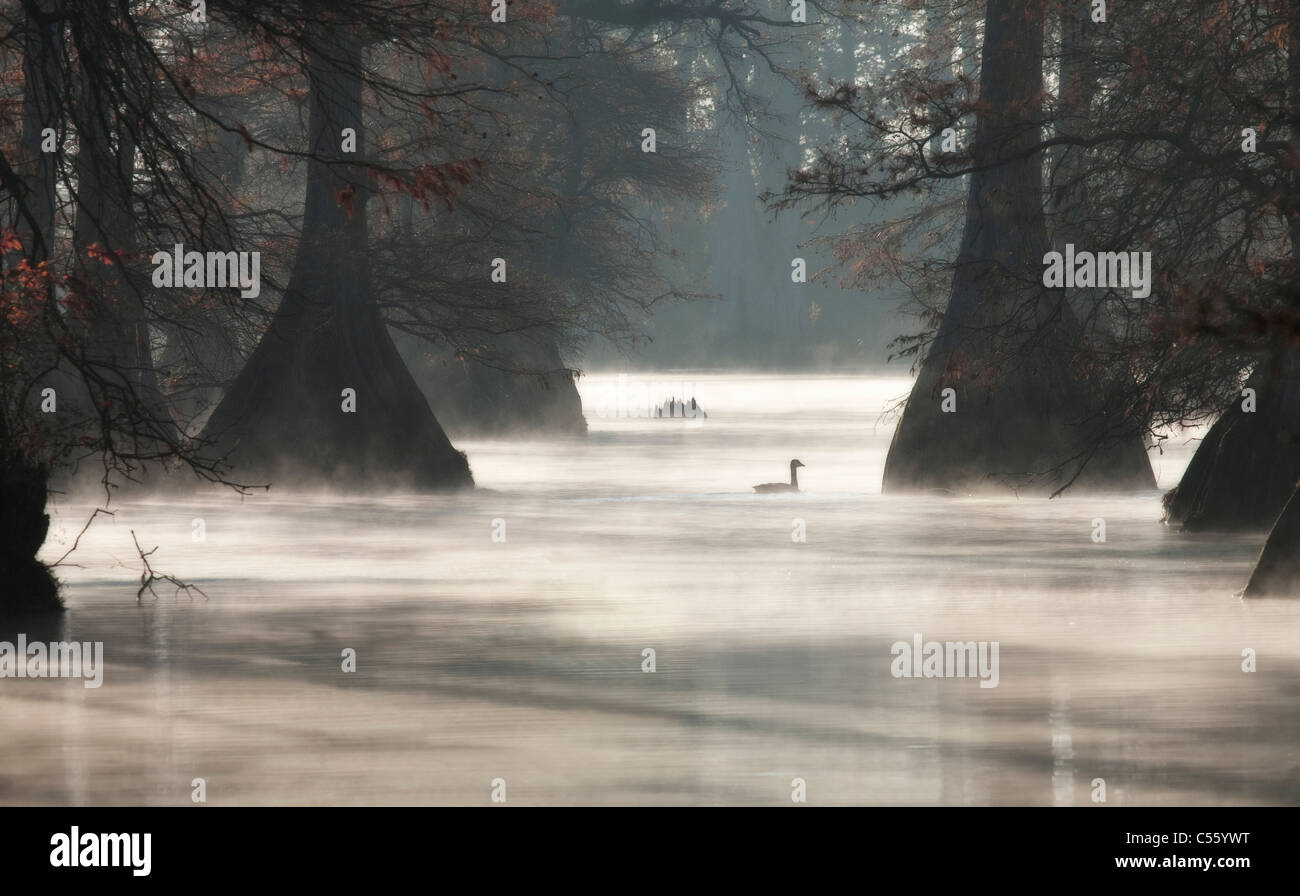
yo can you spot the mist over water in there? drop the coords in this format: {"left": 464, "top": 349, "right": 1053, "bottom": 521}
{"left": 11, "top": 373, "right": 1298, "bottom": 806}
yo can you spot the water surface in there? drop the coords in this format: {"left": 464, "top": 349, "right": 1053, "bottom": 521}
{"left": 9, "top": 373, "right": 1298, "bottom": 805}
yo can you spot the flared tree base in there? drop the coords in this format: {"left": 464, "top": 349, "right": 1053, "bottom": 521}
{"left": 0, "top": 454, "right": 63, "bottom": 615}
{"left": 883, "top": 349, "right": 1155, "bottom": 495}
{"left": 1244, "top": 482, "right": 1300, "bottom": 597}
{"left": 202, "top": 304, "right": 473, "bottom": 492}
{"left": 1164, "top": 362, "right": 1300, "bottom": 531}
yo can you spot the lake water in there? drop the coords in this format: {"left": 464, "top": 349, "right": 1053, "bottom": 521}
{"left": 9, "top": 373, "right": 1299, "bottom": 805}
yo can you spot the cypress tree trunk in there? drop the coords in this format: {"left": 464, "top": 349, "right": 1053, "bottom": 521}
{"left": 70, "top": 9, "right": 161, "bottom": 414}
{"left": 18, "top": 0, "right": 59, "bottom": 263}
{"left": 1231, "top": 1, "right": 1300, "bottom": 589}
{"left": 2, "top": 0, "right": 63, "bottom": 614}
{"left": 201, "top": 18, "right": 471, "bottom": 490}
{"left": 396, "top": 332, "right": 586, "bottom": 438}
{"left": 1164, "top": 359, "right": 1300, "bottom": 530}
{"left": 157, "top": 91, "right": 248, "bottom": 431}
{"left": 1167, "top": 1, "right": 1300, "bottom": 530}
{"left": 882, "top": 0, "right": 1153, "bottom": 494}
{"left": 1244, "top": 480, "right": 1300, "bottom": 597}
{"left": 0, "top": 419, "right": 61, "bottom": 613}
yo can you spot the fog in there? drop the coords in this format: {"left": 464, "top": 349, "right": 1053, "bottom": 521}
{"left": 4, "top": 0, "right": 1298, "bottom": 813}
{"left": 9, "top": 374, "right": 1295, "bottom": 805}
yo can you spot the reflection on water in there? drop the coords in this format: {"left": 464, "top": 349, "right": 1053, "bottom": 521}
{"left": 6, "top": 373, "right": 1299, "bottom": 805}
{"left": 1050, "top": 684, "right": 1074, "bottom": 807}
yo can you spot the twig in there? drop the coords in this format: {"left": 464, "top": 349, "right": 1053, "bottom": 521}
{"left": 130, "top": 530, "right": 207, "bottom": 603}
{"left": 51, "top": 507, "right": 116, "bottom": 568}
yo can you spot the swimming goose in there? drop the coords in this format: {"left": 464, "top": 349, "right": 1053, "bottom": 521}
{"left": 754, "top": 459, "right": 804, "bottom": 494}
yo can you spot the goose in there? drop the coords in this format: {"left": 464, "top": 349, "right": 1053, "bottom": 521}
{"left": 754, "top": 459, "right": 804, "bottom": 494}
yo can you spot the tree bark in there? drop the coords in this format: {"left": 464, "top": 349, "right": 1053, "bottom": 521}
{"left": 65, "top": 3, "right": 176, "bottom": 460}
{"left": 72, "top": 27, "right": 155, "bottom": 395}
{"left": 3, "top": 0, "right": 63, "bottom": 613}
{"left": 882, "top": 0, "right": 1153, "bottom": 494}
{"left": 17, "top": 0, "right": 60, "bottom": 263}
{"left": 1168, "top": 0, "right": 1300, "bottom": 528}
{"left": 158, "top": 92, "right": 249, "bottom": 431}
{"left": 396, "top": 331, "right": 586, "bottom": 439}
{"left": 1164, "top": 359, "right": 1300, "bottom": 530}
{"left": 0, "top": 417, "right": 60, "bottom": 613}
{"left": 200, "top": 18, "right": 471, "bottom": 490}
{"left": 1244, "top": 479, "right": 1300, "bottom": 597}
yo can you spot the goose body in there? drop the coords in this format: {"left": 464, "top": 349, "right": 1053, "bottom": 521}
{"left": 754, "top": 459, "right": 804, "bottom": 494}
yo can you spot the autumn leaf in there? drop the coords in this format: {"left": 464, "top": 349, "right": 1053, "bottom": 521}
{"left": 336, "top": 184, "right": 358, "bottom": 218}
